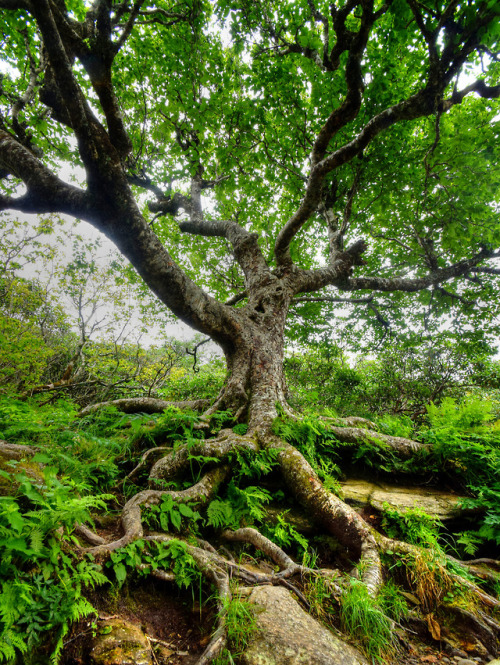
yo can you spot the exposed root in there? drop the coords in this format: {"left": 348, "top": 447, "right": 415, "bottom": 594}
{"left": 145, "top": 534, "right": 231, "bottom": 665}
{"left": 87, "top": 466, "right": 230, "bottom": 555}
{"left": 137, "top": 563, "right": 175, "bottom": 583}
{"left": 379, "top": 536, "right": 500, "bottom": 611}
{"left": 447, "top": 556, "right": 500, "bottom": 584}
{"left": 267, "top": 434, "right": 384, "bottom": 596}
{"left": 448, "top": 570, "right": 500, "bottom": 609}
{"left": 444, "top": 604, "right": 499, "bottom": 655}
{"left": 326, "top": 424, "right": 426, "bottom": 458}
{"left": 122, "top": 446, "right": 171, "bottom": 486}
{"left": 222, "top": 527, "right": 300, "bottom": 576}
{"left": 149, "top": 430, "right": 259, "bottom": 483}
{"left": 478, "top": 610, "right": 500, "bottom": 634}
{"left": 64, "top": 411, "right": 498, "bottom": 664}
{"left": 285, "top": 411, "right": 425, "bottom": 457}
{"left": 457, "top": 557, "right": 500, "bottom": 569}
{"left": 74, "top": 523, "right": 106, "bottom": 546}
{"left": 78, "top": 397, "right": 210, "bottom": 417}
{"left": 323, "top": 416, "right": 378, "bottom": 430}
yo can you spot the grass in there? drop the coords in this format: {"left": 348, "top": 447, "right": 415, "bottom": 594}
{"left": 340, "top": 579, "right": 395, "bottom": 662}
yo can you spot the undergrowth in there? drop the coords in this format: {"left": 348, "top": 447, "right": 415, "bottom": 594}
{"left": 0, "top": 392, "right": 499, "bottom": 661}
{"left": 213, "top": 591, "right": 257, "bottom": 664}
{"left": 0, "top": 465, "right": 109, "bottom": 663}
{"left": 340, "top": 579, "right": 395, "bottom": 662}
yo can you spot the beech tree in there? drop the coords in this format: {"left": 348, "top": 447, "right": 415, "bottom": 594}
{"left": 1, "top": 1, "right": 500, "bottom": 661}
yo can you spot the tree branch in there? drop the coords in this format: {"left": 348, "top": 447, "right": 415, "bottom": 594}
{"left": 30, "top": 1, "right": 99, "bottom": 149}
{"left": 0, "top": 130, "right": 89, "bottom": 216}
{"left": 179, "top": 218, "right": 269, "bottom": 288}
{"left": 292, "top": 295, "right": 373, "bottom": 305}
{"left": 274, "top": 0, "right": 500, "bottom": 268}
{"left": 343, "top": 249, "right": 496, "bottom": 293}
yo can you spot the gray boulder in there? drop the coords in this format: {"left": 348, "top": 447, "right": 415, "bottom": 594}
{"left": 240, "top": 585, "right": 368, "bottom": 665}
{"left": 341, "top": 479, "right": 466, "bottom": 520}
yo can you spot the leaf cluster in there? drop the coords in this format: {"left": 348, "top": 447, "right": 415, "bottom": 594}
{"left": 0, "top": 466, "right": 108, "bottom": 663}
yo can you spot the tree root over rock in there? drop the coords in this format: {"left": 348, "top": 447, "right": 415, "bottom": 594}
{"left": 78, "top": 397, "right": 210, "bottom": 417}
{"left": 75, "top": 420, "right": 500, "bottom": 664}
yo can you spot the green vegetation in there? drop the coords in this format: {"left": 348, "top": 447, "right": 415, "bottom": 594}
{"left": 0, "top": 373, "right": 498, "bottom": 662}
{"left": 213, "top": 593, "right": 257, "bottom": 665}
{"left": 340, "top": 579, "right": 395, "bottom": 662}
{"left": 0, "top": 466, "right": 108, "bottom": 663}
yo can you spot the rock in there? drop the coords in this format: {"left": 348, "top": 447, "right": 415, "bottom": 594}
{"left": 240, "top": 585, "right": 368, "bottom": 665}
{"left": 486, "top": 661, "right": 500, "bottom": 665}
{"left": 341, "top": 479, "right": 468, "bottom": 520}
{"left": 90, "top": 618, "right": 152, "bottom": 665}
{"left": 0, "top": 441, "right": 37, "bottom": 461}
{"left": 447, "top": 647, "right": 468, "bottom": 658}
{"left": 0, "top": 442, "right": 44, "bottom": 496}
{"left": 456, "top": 659, "right": 479, "bottom": 665}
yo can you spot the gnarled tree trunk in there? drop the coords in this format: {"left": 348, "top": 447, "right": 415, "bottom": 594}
{"left": 211, "top": 294, "right": 291, "bottom": 429}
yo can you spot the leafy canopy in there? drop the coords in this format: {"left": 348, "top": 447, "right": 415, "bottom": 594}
{"left": 0, "top": 0, "right": 499, "bottom": 350}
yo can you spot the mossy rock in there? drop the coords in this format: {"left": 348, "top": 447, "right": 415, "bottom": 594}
{"left": 341, "top": 479, "right": 467, "bottom": 520}
{"left": 0, "top": 441, "right": 43, "bottom": 496}
{"left": 90, "top": 618, "right": 152, "bottom": 665}
{"left": 240, "top": 585, "right": 368, "bottom": 665}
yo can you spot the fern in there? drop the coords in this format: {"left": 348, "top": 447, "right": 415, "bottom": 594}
{"left": 233, "top": 447, "right": 279, "bottom": 479}
{"left": 206, "top": 500, "right": 236, "bottom": 529}
{"left": 264, "top": 514, "right": 309, "bottom": 553}
{"left": 0, "top": 629, "right": 28, "bottom": 662}
{"left": 205, "top": 482, "right": 272, "bottom": 530}
{"left": 0, "top": 466, "right": 108, "bottom": 663}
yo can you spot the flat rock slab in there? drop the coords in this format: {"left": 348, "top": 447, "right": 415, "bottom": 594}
{"left": 341, "top": 479, "right": 466, "bottom": 520}
{"left": 240, "top": 585, "right": 368, "bottom": 665}
{"left": 90, "top": 618, "right": 152, "bottom": 665}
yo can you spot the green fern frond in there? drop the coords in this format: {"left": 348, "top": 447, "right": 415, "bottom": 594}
{"left": 207, "top": 500, "right": 235, "bottom": 529}
{"left": 0, "top": 630, "right": 28, "bottom": 662}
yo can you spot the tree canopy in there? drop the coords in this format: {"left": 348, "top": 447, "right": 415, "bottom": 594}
{"left": 0, "top": 0, "right": 499, "bottom": 359}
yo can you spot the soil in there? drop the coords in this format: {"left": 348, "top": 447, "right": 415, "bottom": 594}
{"left": 61, "top": 578, "right": 216, "bottom": 665}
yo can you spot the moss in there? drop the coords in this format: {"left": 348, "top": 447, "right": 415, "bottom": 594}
{"left": 0, "top": 455, "right": 44, "bottom": 496}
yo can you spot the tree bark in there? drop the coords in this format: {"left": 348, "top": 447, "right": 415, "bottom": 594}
{"left": 206, "top": 280, "right": 294, "bottom": 429}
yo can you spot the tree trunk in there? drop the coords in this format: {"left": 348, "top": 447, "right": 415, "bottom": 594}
{"left": 212, "top": 286, "right": 291, "bottom": 431}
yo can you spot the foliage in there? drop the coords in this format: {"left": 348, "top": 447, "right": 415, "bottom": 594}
{"left": 381, "top": 506, "right": 443, "bottom": 551}
{"left": 0, "top": 466, "right": 108, "bottom": 663}
{"left": 378, "top": 580, "right": 409, "bottom": 623}
{"left": 426, "top": 396, "right": 496, "bottom": 432}
{"left": 107, "top": 539, "right": 203, "bottom": 592}
{"left": 143, "top": 495, "right": 201, "bottom": 533}
{"left": 340, "top": 579, "right": 395, "bottom": 662}
{"left": 0, "top": 397, "right": 125, "bottom": 490}
{"left": 262, "top": 513, "right": 310, "bottom": 555}
{"left": 0, "top": 370, "right": 499, "bottom": 659}
{"left": 206, "top": 481, "right": 272, "bottom": 530}
{"left": 213, "top": 592, "right": 257, "bottom": 665}
{"left": 457, "top": 483, "right": 500, "bottom": 554}
{"left": 159, "top": 359, "right": 225, "bottom": 403}
{"left": 0, "top": 214, "right": 200, "bottom": 403}
{"left": 420, "top": 396, "right": 500, "bottom": 553}
{"left": 273, "top": 413, "right": 397, "bottom": 480}
{"left": 286, "top": 340, "right": 496, "bottom": 419}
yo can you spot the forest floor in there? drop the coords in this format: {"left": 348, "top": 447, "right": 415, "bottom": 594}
{"left": 61, "top": 550, "right": 497, "bottom": 665}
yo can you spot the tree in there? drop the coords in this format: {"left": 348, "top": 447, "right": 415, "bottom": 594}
{"left": 1, "top": 1, "right": 500, "bottom": 661}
